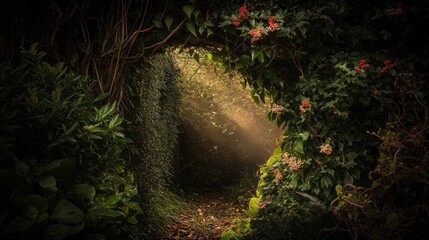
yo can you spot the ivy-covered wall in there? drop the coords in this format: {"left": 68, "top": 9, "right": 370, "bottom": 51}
{"left": 124, "top": 54, "right": 180, "bottom": 237}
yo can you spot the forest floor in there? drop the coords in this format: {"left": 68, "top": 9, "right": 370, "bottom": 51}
{"left": 160, "top": 191, "right": 248, "bottom": 240}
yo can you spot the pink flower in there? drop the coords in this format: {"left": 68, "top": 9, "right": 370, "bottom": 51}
{"left": 320, "top": 143, "right": 333, "bottom": 155}
{"left": 249, "top": 28, "right": 263, "bottom": 43}
{"left": 232, "top": 17, "right": 240, "bottom": 26}
{"left": 272, "top": 104, "right": 285, "bottom": 114}
{"left": 282, "top": 152, "right": 303, "bottom": 170}
{"left": 272, "top": 168, "right": 283, "bottom": 184}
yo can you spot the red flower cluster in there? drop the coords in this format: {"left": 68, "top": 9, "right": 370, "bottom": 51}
{"left": 232, "top": 17, "right": 240, "bottom": 26}
{"left": 299, "top": 99, "right": 311, "bottom": 113}
{"left": 239, "top": 6, "right": 248, "bottom": 19}
{"left": 354, "top": 58, "right": 370, "bottom": 72}
{"left": 386, "top": 1, "right": 404, "bottom": 16}
{"left": 249, "top": 28, "right": 263, "bottom": 43}
{"left": 373, "top": 89, "right": 379, "bottom": 95}
{"left": 266, "top": 16, "right": 279, "bottom": 32}
{"left": 381, "top": 59, "right": 397, "bottom": 72}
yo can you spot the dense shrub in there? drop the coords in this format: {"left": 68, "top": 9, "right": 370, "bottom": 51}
{"left": 0, "top": 46, "right": 141, "bottom": 240}
{"left": 124, "top": 54, "right": 180, "bottom": 237}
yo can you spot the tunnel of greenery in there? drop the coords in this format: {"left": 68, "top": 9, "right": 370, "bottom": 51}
{"left": 1, "top": 0, "right": 428, "bottom": 239}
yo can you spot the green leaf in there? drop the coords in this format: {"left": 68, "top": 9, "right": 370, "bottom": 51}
{"left": 104, "top": 193, "right": 123, "bottom": 206}
{"left": 248, "top": 197, "right": 259, "bottom": 217}
{"left": 206, "top": 28, "right": 213, "bottom": 37}
{"left": 52, "top": 199, "right": 84, "bottom": 225}
{"left": 165, "top": 16, "right": 174, "bottom": 30}
{"left": 27, "top": 195, "right": 48, "bottom": 213}
{"left": 294, "top": 139, "right": 304, "bottom": 154}
{"left": 152, "top": 19, "right": 162, "bottom": 28}
{"left": 38, "top": 158, "right": 76, "bottom": 181}
{"left": 71, "top": 184, "right": 96, "bottom": 201}
{"left": 109, "top": 115, "right": 122, "bottom": 129}
{"left": 239, "top": 54, "right": 251, "bottom": 67}
{"left": 267, "top": 147, "right": 282, "bottom": 166}
{"left": 5, "top": 216, "right": 35, "bottom": 233}
{"left": 23, "top": 205, "right": 39, "bottom": 221}
{"left": 193, "top": 53, "right": 200, "bottom": 62}
{"left": 198, "top": 26, "right": 205, "bottom": 35}
{"left": 251, "top": 49, "right": 264, "bottom": 63}
{"left": 15, "top": 162, "right": 29, "bottom": 177}
{"left": 183, "top": 5, "right": 194, "bottom": 18}
{"left": 126, "top": 216, "right": 138, "bottom": 224}
{"left": 185, "top": 21, "right": 197, "bottom": 37}
{"left": 44, "top": 224, "right": 71, "bottom": 240}
{"left": 205, "top": 53, "right": 213, "bottom": 62}
{"left": 298, "top": 131, "right": 310, "bottom": 141}
{"left": 88, "top": 208, "right": 124, "bottom": 221}
{"left": 94, "top": 93, "right": 109, "bottom": 102}
{"left": 38, "top": 175, "right": 57, "bottom": 191}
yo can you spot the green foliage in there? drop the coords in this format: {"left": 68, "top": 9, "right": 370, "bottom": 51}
{"left": 214, "top": 0, "right": 429, "bottom": 239}
{"left": 124, "top": 54, "right": 180, "bottom": 237}
{"left": 331, "top": 67, "right": 429, "bottom": 239}
{"left": 0, "top": 46, "right": 141, "bottom": 239}
{"left": 221, "top": 218, "right": 254, "bottom": 240}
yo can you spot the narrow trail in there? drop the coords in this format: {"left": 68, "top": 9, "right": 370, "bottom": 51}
{"left": 161, "top": 192, "right": 247, "bottom": 240}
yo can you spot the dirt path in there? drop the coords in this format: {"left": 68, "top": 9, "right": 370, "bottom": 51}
{"left": 161, "top": 192, "right": 247, "bottom": 240}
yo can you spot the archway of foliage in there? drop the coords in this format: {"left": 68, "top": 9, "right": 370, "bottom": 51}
{"left": 1, "top": 0, "right": 428, "bottom": 239}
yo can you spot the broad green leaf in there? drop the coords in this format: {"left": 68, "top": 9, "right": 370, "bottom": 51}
{"left": 193, "top": 10, "right": 200, "bottom": 18}
{"left": 205, "top": 53, "right": 213, "bottom": 62}
{"left": 183, "top": 5, "right": 194, "bottom": 18}
{"left": 152, "top": 19, "right": 162, "bottom": 28}
{"left": 239, "top": 54, "right": 251, "bottom": 66}
{"left": 52, "top": 199, "right": 84, "bottom": 225}
{"left": 38, "top": 175, "right": 57, "bottom": 191}
{"left": 15, "top": 162, "right": 29, "bottom": 177}
{"left": 23, "top": 205, "right": 38, "bottom": 221}
{"left": 251, "top": 50, "right": 261, "bottom": 62}
{"left": 206, "top": 28, "right": 213, "bottom": 37}
{"left": 44, "top": 224, "right": 71, "bottom": 240}
{"left": 248, "top": 197, "right": 259, "bottom": 216}
{"left": 298, "top": 131, "right": 310, "bottom": 141}
{"left": 71, "top": 184, "right": 96, "bottom": 201}
{"left": 294, "top": 139, "right": 304, "bottom": 154}
{"left": 165, "top": 16, "right": 174, "bottom": 30}
{"left": 104, "top": 193, "right": 123, "bottom": 206}
{"left": 27, "top": 195, "right": 48, "bottom": 213}
{"left": 5, "top": 216, "right": 35, "bottom": 233}
{"left": 68, "top": 222, "right": 85, "bottom": 235}
{"left": 185, "top": 21, "right": 197, "bottom": 37}
{"left": 198, "top": 26, "right": 205, "bottom": 35}
{"left": 88, "top": 208, "right": 124, "bottom": 221}
{"left": 193, "top": 53, "right": 200, "bottom": 62}
{"left": 38, "top": 158, "right": 76, "bottom": 181}
{"left": 267, "top": 147, "right": 282, "bottom": 166}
